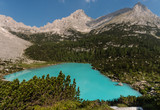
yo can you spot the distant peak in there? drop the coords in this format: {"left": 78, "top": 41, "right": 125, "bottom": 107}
{"left": 75, "top": 9, "right": 85, "bottom": 13}
{"left": 71, "top": 9, "right": 86, "bottom": 16}
{"left": 133, "top": 2, "right": 147, "bottom": 11}
{"left": 136, "top": 2, "right": 143, "bottom": 6}
{"left": 70, "top": 9, "right": 91, "bottom": 20}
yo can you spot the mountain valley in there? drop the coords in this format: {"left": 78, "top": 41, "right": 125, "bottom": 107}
{"left": 0, "top": 2, "right": 160, "bottom": 110}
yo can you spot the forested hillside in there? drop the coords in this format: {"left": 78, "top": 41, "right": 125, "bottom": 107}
{"left": 25, "top": 24, "right": 160, "bottom": 96}
{"left": 5, "top": 23, "right": 160, "bottom": 109}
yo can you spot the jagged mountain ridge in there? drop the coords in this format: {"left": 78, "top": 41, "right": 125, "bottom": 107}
{"left": 39, "top": 2, "right": 160, "bottom": 35}
{"left": 1, "top": 3, "right": 160, "bottom": 60}
{"left": 0, "top": 9, "right": 92, "bottom": 36}
{"left": 0, "top": 2, "right": 160, "bottom": 36}
{"left": 40, "top": 9, "right": 92, "bottom": 35}
{"left": 0, "top": 15, "right": 38, "bottom": 33}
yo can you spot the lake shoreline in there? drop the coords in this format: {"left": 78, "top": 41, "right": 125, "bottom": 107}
{"left": 1, "top": 61, "right": 143, "bottom": 97}
{"left": 4, "top": 63, "right": 141, "bottom": 100}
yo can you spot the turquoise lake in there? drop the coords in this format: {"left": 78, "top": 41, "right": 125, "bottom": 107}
{"left": 4, "top": 63, "right": 141, "bottom": 100}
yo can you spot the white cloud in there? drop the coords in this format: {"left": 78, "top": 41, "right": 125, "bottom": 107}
{"left": 85, "top": 0, "right": 96, "bottom": 3}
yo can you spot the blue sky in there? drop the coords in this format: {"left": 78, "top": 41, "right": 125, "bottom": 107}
{"left": 0, "top": 0, "right": 159, "bottom": 27}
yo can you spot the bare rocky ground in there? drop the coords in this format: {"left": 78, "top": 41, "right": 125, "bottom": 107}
{"left": 0, "top": 27, "right": 32, "bottom": 79}
{"left": 0, "top": 27, "right": 31, "bottom": 60}
{"left": 110, "top": 106, "right": 143, "bottom": 110}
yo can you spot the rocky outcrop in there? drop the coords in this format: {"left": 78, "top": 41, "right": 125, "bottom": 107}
{"left": 110, "top": 106, "right": 143, "bottom": 110}
{"left": 118, "top": 82, "right": 123, "bottom": 86}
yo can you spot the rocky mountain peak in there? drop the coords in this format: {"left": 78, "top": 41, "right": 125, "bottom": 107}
{"left": 0, "top": 15, "right": 38, "bottom": 33}
{"left": 110, "top": 2, "right": 160, "bottom": 27}
{"left": 87, "top": 8, "right": 131, "bottom": 28}
{"left": 0, "top": 3, "right": 160, "bottom": 36}
{"left": 71, "top": 9, "right": 85, "bottom": 17}
{"left": 129, "top": 2, "right": 160, "bottom": 27}
{"left": 40, "top": 9, "right": 92, "bottom": 35}
{"left": 91, "top": 2, "right": 160, "bottom": 34}
{"left": 70, "top": 9, "right": 92, "bottom": 21}
{"left": 133, "top": 2, "right": 149, "bottom": 13}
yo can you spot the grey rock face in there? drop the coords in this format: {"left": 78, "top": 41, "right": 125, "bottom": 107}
{"left": 0, "top": 9, "right": 92, "bottom": 60}
{"left": 115, "top": 2, "right": 160, "bottom": 27}
{"left": 0, "top": 10, "right": 93, "bottom": 36}
{"left": 0, "top": 27, "right": 31, "bottom": 60}
{"left": 39, "top": 9, "right": 92, "bottom": 35}
{"left": 87, "top": 8, "right": 132, "bottom": 29}
{"left": 1, "top": 3, "right": 160, "bottom": 35}
{"left": 0, "top": 15, "right": 38, "bottom": 33}
{"left": 91, "top": 2, "right": 160, "bottom": 34}
{"left": 95, "top": 2, "right": 160, "bottom": 30}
